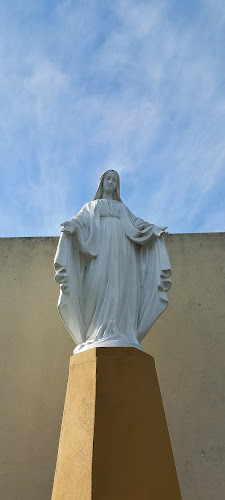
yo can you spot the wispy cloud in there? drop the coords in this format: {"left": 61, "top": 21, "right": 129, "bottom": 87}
{"left": 0, "top": 0, "right": 225, "bottom": 235}
{"left": 24, "top": 57, "right": 69, "bottom": 125}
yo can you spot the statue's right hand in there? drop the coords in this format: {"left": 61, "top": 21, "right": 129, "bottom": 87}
{"left": 60, "top": 220, "right": 76, "bottom": 235}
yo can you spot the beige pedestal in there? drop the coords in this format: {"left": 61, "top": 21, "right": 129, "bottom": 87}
{"left": 51, "top": 348, "right": 181, "bottom": 500}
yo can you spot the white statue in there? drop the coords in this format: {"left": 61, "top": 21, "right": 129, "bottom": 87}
{"left": 54, "top": 170, "right": 171, "bottom": 354}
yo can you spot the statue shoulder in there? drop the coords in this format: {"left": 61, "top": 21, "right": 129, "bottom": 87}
{"left": 122, "top": 204, "right": 135, "bottom": 219}
{"left": 72, "top": 200, "right": 98, "bottom": 220}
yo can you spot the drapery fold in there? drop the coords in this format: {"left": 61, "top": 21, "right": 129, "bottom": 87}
{"left": 54, "top": 200, "right": 171, "bottom": 348}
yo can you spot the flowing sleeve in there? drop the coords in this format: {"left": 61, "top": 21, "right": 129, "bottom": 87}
{"left": 54, "top": 202, "right": 100, "bottom": 345}
{"left": 123, "top": 205, "right": 172, "bottom": 342}
{"left": 126, "top": 207, "right": 149, "bottom": 230}
{"left": 126, "top": 206, "right": 166, "bottom": 241}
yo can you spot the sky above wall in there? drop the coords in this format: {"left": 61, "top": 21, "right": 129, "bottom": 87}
{"left": 0, "top": 0, "right": 225, "bottom": 236}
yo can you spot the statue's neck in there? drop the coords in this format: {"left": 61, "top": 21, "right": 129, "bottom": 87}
{"left": 102, "top": 191, "right": 114, "bottom": 200}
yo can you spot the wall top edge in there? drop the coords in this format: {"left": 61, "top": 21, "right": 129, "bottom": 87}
{"left": 0, "top": 232, "right": 225, "bottom": 241}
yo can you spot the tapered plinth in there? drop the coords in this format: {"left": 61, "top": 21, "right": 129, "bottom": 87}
{"left": 51, "top": 348, "right": 181, "bottom": 500}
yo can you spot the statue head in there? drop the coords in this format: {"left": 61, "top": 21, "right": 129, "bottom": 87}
{"left": 92, "top": 170, "right": 122, "bottom": 201}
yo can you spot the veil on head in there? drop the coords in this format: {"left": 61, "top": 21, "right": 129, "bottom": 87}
{"left": 92, "top": 170, "right": 122, "bottom": 201}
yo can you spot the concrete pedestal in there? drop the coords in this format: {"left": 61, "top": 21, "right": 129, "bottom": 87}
{"left": 51, "top": 348, "right": 181, "bottom": 500}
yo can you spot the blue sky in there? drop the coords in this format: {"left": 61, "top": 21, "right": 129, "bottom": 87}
{"left": 1, "top": 0, "right": 225, "bottom": 236}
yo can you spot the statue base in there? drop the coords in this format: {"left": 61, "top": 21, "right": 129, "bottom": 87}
{"left": 51, "top": 347, "right": 181, "bottom": 500}
{"left": 73, "top": 338, "right": 144, "bottom": 354}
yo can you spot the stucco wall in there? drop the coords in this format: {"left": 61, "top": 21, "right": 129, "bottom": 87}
{"left": 1, "top": 234, "right": 225, "bottom": 499}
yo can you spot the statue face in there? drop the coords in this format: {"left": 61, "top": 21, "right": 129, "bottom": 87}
{"left": 103, "top": 171, "right": 118, "bottom": 195}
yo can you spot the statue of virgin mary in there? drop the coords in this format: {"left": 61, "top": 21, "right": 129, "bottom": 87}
{"left": 54, "top": 170, "right": 171, "bottom": 354}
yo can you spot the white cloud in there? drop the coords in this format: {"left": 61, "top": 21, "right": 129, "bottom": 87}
{"left": 23, "top": 57, "right": 69, "bottom": 126}
{"left": 0, "top": 0, "right": 225, "bottom": 235}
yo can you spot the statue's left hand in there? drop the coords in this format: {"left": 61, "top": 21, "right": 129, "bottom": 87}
{"left": 153, "top": 226, "right": 168, "bottom": 236}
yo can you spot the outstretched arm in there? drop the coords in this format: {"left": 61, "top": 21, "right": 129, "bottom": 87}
{"left": 126, "top": 206, "right": 168, "bottom": 236}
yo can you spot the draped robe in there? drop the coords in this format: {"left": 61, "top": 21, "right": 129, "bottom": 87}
{"left": 54, "top": 199, "right": 171, "bottom": 353}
